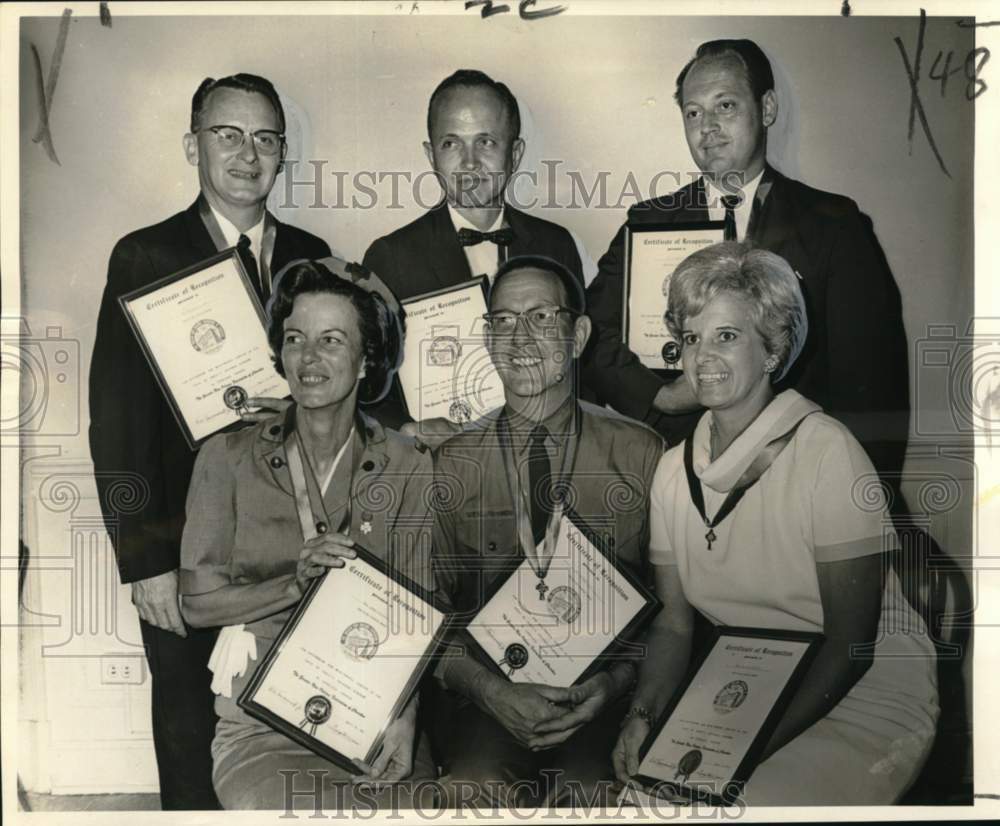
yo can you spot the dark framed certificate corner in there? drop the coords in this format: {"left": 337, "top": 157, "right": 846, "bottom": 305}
{"left": 634, "top": 625, "right": 822, "bottom": 807}
{"left": 622, "top": 220, "right": 725, "bottom": 372}
{"left": 237, "top": 544, "right": 452, "bottom": 773}
{"left": 398, "top": 276, "right": 505, "bottom": 425}
{"left": 467, "top": 507, "right": 662, "bottom": 689}
{"left": 118, "top": 246, "right": 283, "bottom": 450}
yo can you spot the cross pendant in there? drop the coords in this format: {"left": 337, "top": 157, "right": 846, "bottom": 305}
{"left": 705, "top": 528, "right": 717, "bottom": 550}
{"left": 536, "top": 579, "right": 548, "bottom": 600}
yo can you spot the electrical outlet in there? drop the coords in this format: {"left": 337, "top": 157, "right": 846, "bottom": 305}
{"left": 100, "top": 655, "right": 145, "bottom": 685}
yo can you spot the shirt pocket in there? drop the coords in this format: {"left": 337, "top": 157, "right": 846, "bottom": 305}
{"left": 450, "top": 510, "right": 518, "bottom": 614}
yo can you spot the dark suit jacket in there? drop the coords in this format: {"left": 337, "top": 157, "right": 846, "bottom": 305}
{"left": 362, "top": 202, "right": 584, "bottom": 302}
{"left": 89, "top": 198, "right": 330, "bottom": 584}
{"left": 584, "top": 165, "right": 910, "bottom": 478}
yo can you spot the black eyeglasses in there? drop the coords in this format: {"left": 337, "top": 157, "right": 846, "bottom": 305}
{"left": 198, "top": 125, "right": 285, "bottom": 156}
{"left": 482, "top": 305, "right": 578, "bottom": 335}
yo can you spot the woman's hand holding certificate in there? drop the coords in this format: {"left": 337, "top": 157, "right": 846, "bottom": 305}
{"left": 612, "top": 715, "right": 651, "bottom": 784}
{"left": 293, "top": 533, "right": 358, "bottom": 596}
{"left": 350, "top": 696, "right": 418, "bottom": 785}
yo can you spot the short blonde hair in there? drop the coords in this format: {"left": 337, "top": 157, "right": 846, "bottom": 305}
{"left": 664, "top": 241, "right": 807, "bottom": 380}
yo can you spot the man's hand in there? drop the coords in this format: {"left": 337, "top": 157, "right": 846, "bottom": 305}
{"left": 400, "top": 418, "right": 462, "bottom": 452}
{"left": 478, "top": 675, "right": 575, "bottom": 745}
{"left": 526, "top": 671, "right": 617, "bottom": 749}
{"left": 651, "top": 380, "right": 700, "bottom": 415}
{"left": 132, "top": 570, "right": 187, "bottom": 637}
{"left": 240, "top": 396, "right": 291, "bottom": 424}
{"left": 611, "top": 716, "right": 650, "bottom": 786}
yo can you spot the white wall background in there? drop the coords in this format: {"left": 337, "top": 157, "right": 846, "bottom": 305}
{"left": 14, "top": 9, "right": 976, "bottom": 794}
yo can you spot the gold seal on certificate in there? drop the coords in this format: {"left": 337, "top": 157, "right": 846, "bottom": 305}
{"left": 118, "top": 248, "right": 289, "bottom": 449}
{"left": 634, "top": 627, "right": 822, "bottom": 805}
{"left": 239, "top": 547, "right": 451, "bottom": 774}
{"left": 399, "top": 278, "right": 506, "bottom": 423}
{"left": 467, "top": 510, "right": 660, "bottom": 688}
{"left": 299, "top": 695, "right": 332, "bottom": 736}
{"left": 222, "top": 385, "right": 249, "bottom": 416}
{"left": 498, "top": 643, "right": 529, "bottom": 676}
{"left": 623, "top": 222, "right": 725, "bottom": 370}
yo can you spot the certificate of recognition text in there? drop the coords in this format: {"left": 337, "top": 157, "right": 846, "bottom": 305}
{"left": 399, "top": 279, "right": 505, "bottom": 424}
{"left": 240, "top": 553, "right": 447, "bottom": 771}
{"left": 120, "top": 250, "right": 289, "bottom": 447}
{"left": 624, "top": 224, "right": 724, "bottom": 369}
{"left": 467, "top": 513, "right": 658, "bottom": 688}
{"left": 636, "top": 628, "right": 820, "bottom": 805}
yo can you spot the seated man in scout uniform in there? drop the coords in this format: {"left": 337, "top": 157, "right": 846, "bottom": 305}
{"left": 430, "top": 255, "right": 664, "bottom": 809}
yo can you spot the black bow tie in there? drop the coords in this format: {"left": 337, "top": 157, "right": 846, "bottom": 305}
{"left": 457, "top": 226, "right": 514, "bottom": 247}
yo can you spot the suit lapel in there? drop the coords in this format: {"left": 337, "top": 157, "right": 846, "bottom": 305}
{"left": 271, "top": 218, "right": 301, "bottom": 275}
{"left": 505, "top": 206, "right": 534, "bottom": 258}
{"left": 428, "top": 203, "right": 473, "bottom": 289}
{"left": 749, "top": 167, "right": 800, "bottom": 255}
{"left": 638, "top": 178, "right": 708, "bottom": 225}
{"left": 681, "top": 177, "right": 710, "bottom": 222}
{"left": 183, "top": 199, "right": 223, "bottom": 260}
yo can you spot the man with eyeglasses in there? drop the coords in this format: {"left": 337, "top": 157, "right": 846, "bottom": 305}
{"left": 429, "top": 255, "right": 663, "bottom": 809}
{"left": 88, "top": 73, "right": 329, "bottom": 810}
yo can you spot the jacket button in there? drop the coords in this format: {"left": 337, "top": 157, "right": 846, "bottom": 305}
{"left": 362, "top": 460, "right": 375, "bottom": 471}
{"left": 487, "top": 541, "right": 497, "bottom": 551}
{"left": 269, "top": 425, "right": 281, "bottom": 436}
{"left": 270, "top": 456, "right": 284, "bottom": 468}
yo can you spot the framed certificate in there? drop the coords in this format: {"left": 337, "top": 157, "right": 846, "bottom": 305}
{"left": 634, "top": 626, "right": 823, "bottom": 806}
{"left": 398, "top": 278, "right": 506, "bottom": 424}
{"left": 622, "top": 222, "right": 725, "bottom": 370}
{"left": 119, "top": 248, "right": 289, "bottom": 449}
{"left": 238, "top": 545, "right": 452, "bottom": 774}
{"left": 465, "top": 509, "right": 661, "bottom": 688}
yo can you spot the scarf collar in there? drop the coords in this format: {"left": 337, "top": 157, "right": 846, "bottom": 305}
{"left": 692, "top": 389, "right": 821, "bottom": 493}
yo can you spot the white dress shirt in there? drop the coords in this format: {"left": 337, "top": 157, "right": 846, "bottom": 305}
{"left": 210, "top": 205, "right": 267, "bottom": 269}
{"left": 704, "top": 169, "right": 764, "bottom": 241}
{"left": 447, "top": 203, "right": 507, "bottom": 282}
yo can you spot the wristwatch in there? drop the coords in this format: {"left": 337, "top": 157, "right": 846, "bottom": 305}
{"left": 621, "top": 704, "right": 655, "bottom": 728}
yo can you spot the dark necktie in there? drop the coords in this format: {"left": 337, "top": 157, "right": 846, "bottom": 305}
{"left": 238, "top": 234, "right": 263, "bottom": 300}
{"left": 527, "top": 425, "right": 552, "bottom": 544}
{"left": 745, "top": 189, "right": 764, "bottom": 241}
{"left": 721, "top": 195, "right": 741, "bottom": 242}
{"left": 457, "top": 226, "right": 515, "bottom": 247}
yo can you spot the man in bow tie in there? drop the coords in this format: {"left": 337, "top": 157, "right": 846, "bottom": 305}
{"left": 363, "top": 70, "right": 583, "bottom": 300}
{"left": 363, "top": 69, "right": 584, "bottom": 430}
{"left": 584, "top": 39, "right": 909, "bottom": 485}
